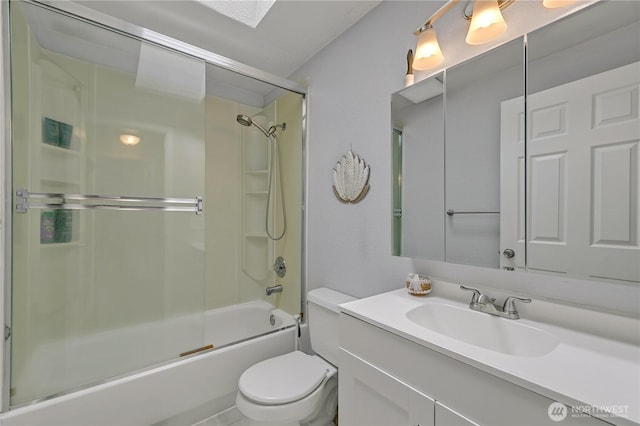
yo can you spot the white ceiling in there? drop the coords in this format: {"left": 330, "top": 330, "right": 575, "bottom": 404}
{"left": 72, "top": 0, "right": 381, "bottom": 79}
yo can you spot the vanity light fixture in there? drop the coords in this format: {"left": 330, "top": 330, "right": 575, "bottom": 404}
{"left": 120, "top": 134, "right": 140, "bottom": 146}
{"left": 412, "top": 0, "right": 516, "bottom": 70}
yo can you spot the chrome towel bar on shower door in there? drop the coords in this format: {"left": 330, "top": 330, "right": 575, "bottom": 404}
{"left": 15, "top": 189, "right": 203, "bottom": 215}
{"left": 446, "top": 209, "right": 499, "bottom": 216}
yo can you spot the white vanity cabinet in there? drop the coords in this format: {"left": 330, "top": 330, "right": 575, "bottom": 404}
{"left": 338, "top": 313, "right": 605, "bottom": 426}
{"left": 340, "top": 349, "right": 435, "bottom": 426}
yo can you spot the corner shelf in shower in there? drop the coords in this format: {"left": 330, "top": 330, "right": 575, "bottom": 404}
{"left": 242, "top": 233, "right": 270, "bottom": 281}
{"left": 41, "top": 143, "right": 82, "bottom": 156}
{"left": 34, "top": 57, "right": 87, "bottom": 192}
{"left": 39, "top": 242, "right": 83, "bottom": 249}
{"left": 244, "top": 170, "right": 269, "bottom": 195}
{"left": 20, "top": 53, "right": 91, "bottom": 335}
{"left": 241, "top": 144, "right": 272, "bottom": 280}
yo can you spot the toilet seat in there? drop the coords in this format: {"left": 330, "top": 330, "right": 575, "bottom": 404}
{"left": 236, "top": 373, "right": 337, "bottom": 424}
{"left": 238, "top": 351, "right": 330, "bottom": 404}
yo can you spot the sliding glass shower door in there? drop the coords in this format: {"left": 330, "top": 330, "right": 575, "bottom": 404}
{"left": 10, "top": 2, "right": 206, "bottom": 405}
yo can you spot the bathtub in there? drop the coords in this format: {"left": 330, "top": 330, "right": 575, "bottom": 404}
{"left": 1, "top": 300, "right": 296, "bottom": 426}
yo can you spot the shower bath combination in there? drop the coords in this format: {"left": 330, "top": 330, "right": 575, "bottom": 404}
{"left": 2, "top": 1, "right": 306, "bottom": 418}
{"left": 236, "top": 114, "right": 287, "bottom": 241}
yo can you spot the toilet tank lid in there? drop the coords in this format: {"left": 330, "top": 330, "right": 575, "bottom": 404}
{"left": 307, "top": 287, "right": 357, "bottom": 313}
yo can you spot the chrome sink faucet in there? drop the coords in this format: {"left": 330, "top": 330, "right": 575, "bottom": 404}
{"left": 460, "top": 285, "right": 531, "bottom": 320}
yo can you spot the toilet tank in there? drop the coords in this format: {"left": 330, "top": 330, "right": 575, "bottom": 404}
{"left": 307, "top": 287, "right": 356, "bottom": 366}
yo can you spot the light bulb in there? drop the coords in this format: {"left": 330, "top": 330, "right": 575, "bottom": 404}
{"left": 465, "top": 0, "right": 507, "bottom": 45}
{"left": 120, "top": 134, "right": 140, "bottom": 146}
{"left": 413, "top": 26, "right": 445, "bottom": 70}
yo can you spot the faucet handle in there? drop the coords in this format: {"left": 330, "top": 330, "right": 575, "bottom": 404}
{"left": 478, "top": 294, "right": 497, "bottom": 304}
{"left": 502, "top": 296, "right": 532, "bottom": 314}
{"left": 460, "top": 285, "right": 481, "bottom": 305}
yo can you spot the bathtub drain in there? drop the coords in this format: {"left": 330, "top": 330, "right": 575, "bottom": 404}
{"left": 269, "top": 314, "right": 276, "bottom": 326}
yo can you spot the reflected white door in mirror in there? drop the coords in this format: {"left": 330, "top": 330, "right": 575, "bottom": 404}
{"left": 502, "top": 62, "right": 640, "bottom": 283}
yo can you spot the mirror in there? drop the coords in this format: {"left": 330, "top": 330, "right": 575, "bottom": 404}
{"left": 525, "top": 1, "right": 639, "bottom": 283}
{"left": 392, "top": 73, "right": 445, "bottom": 260}
{"left": 391, "top": 39, "right": 524, "bottom": 269}
{"left": 392, "top": 1, "right": 640, "bottom": 285}
{"left": 445, "top": 38, "right": 524, "bottom": 270}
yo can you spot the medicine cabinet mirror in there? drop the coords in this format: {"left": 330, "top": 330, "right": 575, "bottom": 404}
{"left": 391, "top": 0, "right": 640, "bottom": 285}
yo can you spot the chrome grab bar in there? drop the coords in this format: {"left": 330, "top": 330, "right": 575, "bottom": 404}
{"left": 15, "top": 189, "right": 203, "bottom": 215}
{"left": 447, "top": 209, "right": 499, "bottom": 216}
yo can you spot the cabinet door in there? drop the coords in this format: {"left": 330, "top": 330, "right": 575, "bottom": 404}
{"left": 435, "top": 401, "right": 478, "bottom": 426}
{"left": 339, "top": 349, "right": 434, "bottom": 426}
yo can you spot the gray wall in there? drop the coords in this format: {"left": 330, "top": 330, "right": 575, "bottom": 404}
{"left": 290, "top": 1, "right": 639, "bottom": 316}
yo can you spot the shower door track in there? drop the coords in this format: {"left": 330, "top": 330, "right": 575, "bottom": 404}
{"left": 15, "top": 189, "right": 203, "bottom": 215}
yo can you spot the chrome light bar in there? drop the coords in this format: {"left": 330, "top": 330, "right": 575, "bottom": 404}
{"left": 15, "top": 189, "right": 203, "bottom": 215}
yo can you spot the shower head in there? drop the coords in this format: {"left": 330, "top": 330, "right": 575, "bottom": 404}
{"left": 236, "top": 114, "right": 253, "bottom": 127}
{"left": 236, "top": 114, "right": 271, "bottom": 138}
{"left": 236, "top": 114, "right": 286, "bottom": 138}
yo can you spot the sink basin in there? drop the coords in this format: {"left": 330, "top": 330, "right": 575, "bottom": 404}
{"left": 405, "top": 302, "right": 559, "bottom": 357}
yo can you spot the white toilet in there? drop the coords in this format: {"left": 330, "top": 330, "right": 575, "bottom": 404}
{"left": 236, "top": 287, "right": 356, "bottom": 426}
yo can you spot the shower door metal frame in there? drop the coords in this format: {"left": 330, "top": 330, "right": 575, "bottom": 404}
{"left": 1, "top": 0, "right": 12, "bottom": 413}
{"left": 26, "top": 0, "right": 307, "bottom": 97}
{"left": 0, "top": 0, "right": 308, "bottom": 412}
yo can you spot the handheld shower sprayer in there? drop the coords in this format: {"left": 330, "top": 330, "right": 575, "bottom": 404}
{"left": 235, "top": 114, "right": 287, "bottom": 241}
{"left": 236, "top": 114, "right": 270, "bottom": 137}
{"left": 236, "top": 114, "right": 286, "bottom": 138}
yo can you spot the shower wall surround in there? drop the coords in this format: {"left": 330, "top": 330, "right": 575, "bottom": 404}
{"left": 205, "top": 91, "right": 302, "bottom": 315}
{"left": 289, "top": 0, "right": 639, "bottom": 316}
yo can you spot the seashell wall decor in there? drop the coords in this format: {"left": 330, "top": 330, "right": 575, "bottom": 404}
{"left": 332, "top": 150, "right": 370, "bottom": 203}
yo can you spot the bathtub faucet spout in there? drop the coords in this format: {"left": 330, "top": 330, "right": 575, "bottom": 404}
{"left": 266, "top": 285, "right": 283, "bottom": 296}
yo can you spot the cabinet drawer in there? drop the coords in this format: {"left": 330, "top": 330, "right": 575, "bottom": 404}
{"left": 339, "top": 349, "right": 434, "bottom": 426}
{"left": 340, "top": 313, "right": 604, "bottom": 426}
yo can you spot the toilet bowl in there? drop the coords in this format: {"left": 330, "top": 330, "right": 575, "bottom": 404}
{"left": 236, "top": 351, "right": 337, "bottom": 425}
{"left": 235, "top": 288, "right": 355, "bottom": 426}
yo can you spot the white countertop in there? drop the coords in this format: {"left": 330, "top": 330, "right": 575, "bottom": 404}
{"left": 340, "top": 289, "right": 640, "bottom": 426}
